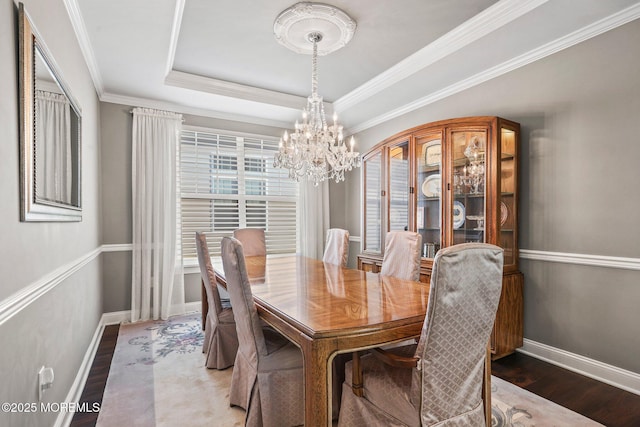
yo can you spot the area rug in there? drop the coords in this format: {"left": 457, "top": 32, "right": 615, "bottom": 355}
{"left": 96, "top": 312, "right": 244, "bottom": 427}
{"left": 96, "top": 313, "right": 602, "bottom": 426}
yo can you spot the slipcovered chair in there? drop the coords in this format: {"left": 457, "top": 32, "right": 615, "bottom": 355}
{"left": 221, "top": 237, "right": 304, "bottom": 427}
{"left": 338, "top": 243, "right": 504, "bottom": 427}
{"left": 380, "top": 231, "right": 422, "bottom": 281}
{"left": 233, "top": 228, "right": 267, "bottom": 257}
{"left": 322, "top": 228, "right": 350, "bottom": 267}
{"left": 195, "top": 232, "right": 238, "bottom": 369}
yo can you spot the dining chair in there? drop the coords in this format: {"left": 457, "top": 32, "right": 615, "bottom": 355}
{"left": 380, "top": 230, "right": 422, "bottom": 281}
{"left": 338, "top": 243, "right": 504, "bottom": 427}
{"left": 195, "top": 232, "right": 238, "bottom": 369}
{"left": 221, "top": 236, "right": 304, "bottom": 427}
{"left": 233, "top": 228, "right": 267, "bottom": 257}
{"left": 322, "top": 228, "right": 350, "bottom": 267}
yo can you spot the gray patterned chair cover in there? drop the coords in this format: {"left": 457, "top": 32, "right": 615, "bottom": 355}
{"left": 233, "top": 228, "right": 267, "bottom": 257}
{"left": 221, "top": 237, "right": 304, "bottom": 427}
{"left": 195, "top": 232, "right": 238, "bottom": 369}
{"left": 323, "top": 228, "right": 350, "bottom": 267}
{"left": 380, "top": 231, "right": 422, "bottom": 281}
{"left": 338, "top": 243, "right": 504, "bottom": 427}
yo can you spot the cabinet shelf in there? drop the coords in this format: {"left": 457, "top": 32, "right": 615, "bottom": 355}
{"left": 454, "top": 193, "right": 484, "bottom": 198}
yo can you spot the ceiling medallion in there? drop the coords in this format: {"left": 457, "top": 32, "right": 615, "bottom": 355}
{"left": 273, "top": 2, "right": 356, "bottom": 56}
{"left": 273, "top": 3, "right": 360, "bottom": 186}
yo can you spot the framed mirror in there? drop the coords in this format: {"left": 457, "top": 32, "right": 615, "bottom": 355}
{"left": 18, "top": 3, "right": 82, "bottom": 221}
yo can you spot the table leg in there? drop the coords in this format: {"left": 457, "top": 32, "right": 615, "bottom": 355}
{"left": 300, "top": 337, "right": 333, "bottom": 427}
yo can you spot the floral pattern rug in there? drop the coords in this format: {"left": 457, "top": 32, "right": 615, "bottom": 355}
{"left": 97, "top": 313, "right": 602, "bottom": 426}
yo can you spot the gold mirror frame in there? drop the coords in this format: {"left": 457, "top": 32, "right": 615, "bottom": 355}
{"left": 18, "top": 3, "right": 82, "bottom": 222}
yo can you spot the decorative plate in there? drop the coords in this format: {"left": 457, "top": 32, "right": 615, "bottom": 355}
{"left": 500, "top": 201, "right": 509, "bottom": 226}
{"left": 453, "top": 201, "right": 465, "bottom": 229}
{"left": 422, "top": 174, "right": 441, "bottom": 197}
{"left": 423, "top": 140, "right": 442, "bottom": 166}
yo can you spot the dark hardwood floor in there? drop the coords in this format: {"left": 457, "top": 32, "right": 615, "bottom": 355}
{"left": 492, "top": 352, "right": 640, "bottom": 427}
{"left": 70, "top": 324, "right": 119, "bottom": 427}
{"left": 71, "top": 325, "right": 640, "bottom": 427}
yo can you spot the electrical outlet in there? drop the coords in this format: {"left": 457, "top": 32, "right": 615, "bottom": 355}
{"left": 38, "top": 366, "right": 54, "bottom": 401}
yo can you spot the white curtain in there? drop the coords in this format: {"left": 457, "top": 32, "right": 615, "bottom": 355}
{"left": 297, "top": 180, "right": 330, "bottom": 259}
{"left": 131, "top": 107, "right": 185, "bottom": 321}
{"left": 35, "top": 90, "right": 71, "bottom": 203}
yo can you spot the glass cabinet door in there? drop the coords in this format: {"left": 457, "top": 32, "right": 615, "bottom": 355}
{"left": 388, "top": 141, "right": 410, "bottom": 232}
{"left": 363, "top": 151, "right": 383, "bottom": 253}
{"left": 450, "top": 129, "right": 487, "bottom": 245}
{"left": 499, "top": 126, "right": 517, "bottom": 267}
{"left": 415, "top": 134, "right": 442, "bottom": 258}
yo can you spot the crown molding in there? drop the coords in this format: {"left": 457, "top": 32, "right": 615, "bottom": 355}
{"left": 63, "top": 0, "right": 104, "bottom": 97}
{"left": 100, "top": 91, "right": 291, "bottom": 129}
{"left": 165, "top": 70, "right": 309, "bottom": 110}
{"left": 334, "top": 0, "right": 549, "bottom": 113}
{"left": 347, "top": 1, "right": 640, "bottom": 135}
{"left": 165, "top": 0, "right": 186, "bottom": 77}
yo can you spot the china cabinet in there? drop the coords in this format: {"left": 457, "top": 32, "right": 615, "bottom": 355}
{"left": 358, "top": 116, "right": 523, "bottom": 359}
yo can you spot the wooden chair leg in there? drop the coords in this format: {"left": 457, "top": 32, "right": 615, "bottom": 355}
{"left": 351, "top": 351, "right": 364, "bottom": 397}
{"left": 201, "top": 278, "right": 208, "bottom": 330}
{"left": 483, "top": 343, "right": 492, "bottom": 426}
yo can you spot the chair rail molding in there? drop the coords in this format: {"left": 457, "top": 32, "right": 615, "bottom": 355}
{"left": 0, "top": 247, "right": 102, "bottom": 327}
{"left": 102, "top": 243, "right": 133, "bottom": 252}
{"left": 0, "top": 244, "right": 134, "bottom": 327}
{"left": 520, "top": 249, "right": 640, "bottom": 271}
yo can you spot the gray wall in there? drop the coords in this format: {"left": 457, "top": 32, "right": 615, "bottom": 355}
{"left": 0, "top": 1, "right": 103, "bottom": 426}
{"left": 99, "top": 102, "right": 286, "bottom": 312}
{"left": 332, "top": 19, "right": 640, "bottom": 373}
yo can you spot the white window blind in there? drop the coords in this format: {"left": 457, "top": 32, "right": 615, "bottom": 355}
{"left": 180, "top": 129, "right": 298, "bottom": 258}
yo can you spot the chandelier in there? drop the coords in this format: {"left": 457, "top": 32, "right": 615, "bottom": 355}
{"left": 273, "top": 3, "right": 361, "bottom": 186}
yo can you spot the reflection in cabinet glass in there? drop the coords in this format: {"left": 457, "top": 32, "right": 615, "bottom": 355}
{"left": 363, "top": 151, "right": 382, "bottom": 253}
{"left": 358, "top": 116, "right": 523, "bottom": 359}
{"left": 452, "top": 129, "right": 487, "bottom": 246}
{"left": 389, "top": 140, "right": 410, "bottom": 232}
{"left": 416, "top": 134, "right": 442, "bottom": 258}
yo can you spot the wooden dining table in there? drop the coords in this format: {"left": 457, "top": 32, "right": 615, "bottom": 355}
{"left": 204, "top": 254, "right": 430, "bottom": 427}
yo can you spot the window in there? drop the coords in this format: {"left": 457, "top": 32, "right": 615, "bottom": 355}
{"left": 180, "top": 128, "right": 298, "bottom": 259}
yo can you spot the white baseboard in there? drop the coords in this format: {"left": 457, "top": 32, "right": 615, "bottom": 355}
{"left": 101, "top": 309, "right": 131, "bottom": 325}
{"left": 54, "top": 320, "right": 105, "bottom": 427}
{"left": 101, "top": 301, "right": 202, "bottom": 325}
{"left": 518, "top": 338, "right": 640, "bottom": 396}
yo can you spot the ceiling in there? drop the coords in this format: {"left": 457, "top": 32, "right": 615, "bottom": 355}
{"left": 68, "top": 0, "right": 640, "bottom": 133}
